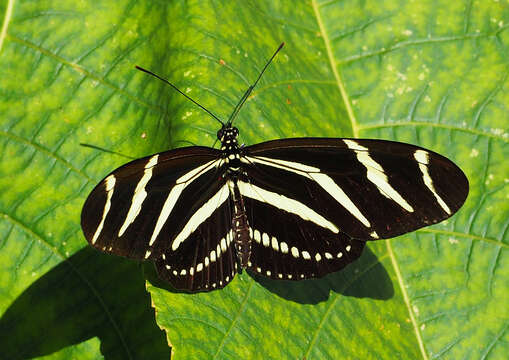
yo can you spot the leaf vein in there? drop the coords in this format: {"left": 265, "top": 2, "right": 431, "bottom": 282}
{"left": 303, "top": 253, "right": 390, "bottom": 358}
{"left": 212, "top": 281, "right": 254, "bottom": 359}
{"left": 0, "top": 130, "right": 93, "bottom": 181}
{"left": 386, "top": 240, "right": 428, "bottom": 360}
{"left": 6, "top": 34, "right": 162, "bottom": 114}
{"left": 359, "top": 121, "right": 508, "bottom": 142}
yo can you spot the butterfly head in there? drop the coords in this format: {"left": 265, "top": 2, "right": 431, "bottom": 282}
{"left": 218, "top": 125, "right": 239, "bottom": 150}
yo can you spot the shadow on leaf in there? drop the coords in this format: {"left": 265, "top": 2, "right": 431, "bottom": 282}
{"left": 250, "top": 245, "right": 394, "bottom": 304}
{"left": 146, "top": 245, "right": 393, "bottom": 304}
{"left": 0, "top": 247, "right": 170, "bottom": 360}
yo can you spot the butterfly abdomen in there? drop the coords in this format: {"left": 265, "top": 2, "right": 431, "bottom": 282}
{"left": 230, "top": 179, "right": 251, "bottom": 268}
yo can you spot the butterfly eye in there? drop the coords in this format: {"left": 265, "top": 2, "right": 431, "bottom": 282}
{"left": 233, "top": 127, "right": 239, "bottom": 136}
{"left": 217, "top": 128, "right": 224, "bottom": 140}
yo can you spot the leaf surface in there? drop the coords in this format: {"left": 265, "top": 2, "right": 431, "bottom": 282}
{"left": 0, "top": 0, "right": 507, "bottom": 359}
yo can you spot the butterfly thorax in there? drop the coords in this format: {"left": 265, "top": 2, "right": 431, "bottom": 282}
{"left": 218, "top": 124, "right": 251, "bottom": 268}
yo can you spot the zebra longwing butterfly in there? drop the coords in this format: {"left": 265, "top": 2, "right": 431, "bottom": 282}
{"left": 81, "top": 43, "right": 469, "bottom": 292}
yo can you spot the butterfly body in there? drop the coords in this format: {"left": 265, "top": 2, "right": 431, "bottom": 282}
{"left": 218, "top": 124, "right": 252, "bottom": 269}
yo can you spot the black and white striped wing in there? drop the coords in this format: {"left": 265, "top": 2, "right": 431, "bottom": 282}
{"left": 154, "top": 194, "right": 238, "bottom": 291}
{"left": 243, "top": 193, "right": 366, "bottom": 280}
{"left": 81, "top": 147, "right": 236, "bottom": 291}
{"left": 240, "top": 138, "right": 468, "bottom": 278}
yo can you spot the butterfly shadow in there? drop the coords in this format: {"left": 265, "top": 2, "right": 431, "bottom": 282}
{"left": 146, "top": 245, "right": 394, "bottom": 305}
{"left": 250, "top": 246, "right": 394, "bottom": 305}
{"left": 0, "top": 247, "right": 170, "bottom": 360}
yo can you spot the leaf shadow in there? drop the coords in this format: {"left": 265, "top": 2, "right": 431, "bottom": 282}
{"left": 147, "top": 245, "right": 394, "bottom": 304}
{"left": 0, "top": 247, "right": 170, "bottom": 360}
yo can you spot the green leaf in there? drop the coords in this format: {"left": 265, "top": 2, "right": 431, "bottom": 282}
{"left": 0, "top": 1, "right": 507, "bottom": 360}
{"left": 36, "top": 338, "right": 103, "bottom": 360}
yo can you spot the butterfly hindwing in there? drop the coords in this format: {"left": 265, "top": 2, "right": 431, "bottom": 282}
{"left": 242, "top": 192, "right": 366, "bottom": 280}
{"left": 154, "top": 196, "right": 237, "bottom": 291}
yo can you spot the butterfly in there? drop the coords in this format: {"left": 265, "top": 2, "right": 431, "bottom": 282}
{"left": 81, "top": 43, "right": 469, "bottom": 292}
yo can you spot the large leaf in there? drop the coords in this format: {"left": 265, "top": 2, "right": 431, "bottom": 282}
{"left": 0, "top": 0, "right": 507, "bottom": 359}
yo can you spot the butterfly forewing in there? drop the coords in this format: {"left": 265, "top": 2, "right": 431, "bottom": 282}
{"left": 243, "top": 138, "right": 469, "bottom": 241}
{"left": 81, "top": 147, "right": 223, "bottom": 260}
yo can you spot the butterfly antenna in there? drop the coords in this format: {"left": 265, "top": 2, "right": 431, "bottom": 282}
{"left": 80, "top": 143, "right": 135, "bottom": 159}
{"left": 135, "top": 66, "right": 224, "bottom": 126}
{"left": 227, "top": 42, "right": 284, "bottom": 126}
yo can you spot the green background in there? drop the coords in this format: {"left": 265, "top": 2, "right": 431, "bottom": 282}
{"left": 0, "top": 0, "right": 508, "bottom": 359}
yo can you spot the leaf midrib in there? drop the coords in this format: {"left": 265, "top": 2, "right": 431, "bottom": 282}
{"left": 311, "top": 0, "right": 358, "bottom": 138}
{"left": 310, "top": 1, "right": 428, "bottom": 359}
{"left": 0, "top": 0, "right": 14, "bottom": 53}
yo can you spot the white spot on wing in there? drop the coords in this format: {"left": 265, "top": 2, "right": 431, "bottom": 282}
{"left": 414, "top": 149, "right": 428, "bottom": 164}
{"left": 291, "top": 247, "right": 299, "bottom": 258}
{"left": 280, "top": 242, "right": 289, "bottom": 253}
{"left": 253, "top": 229, "right": 261, "bottom": 243}
{"left": 262, "top": 233, "right": 270, "bottom": 247}
{"left": 271, "top": 236, "right": 279, "bottom": 251}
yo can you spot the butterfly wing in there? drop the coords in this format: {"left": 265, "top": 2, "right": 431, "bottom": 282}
{"left": 239, "top": 138, "right": 468, "bottom": 278}
{"left": 154, "top": 194, "right": 238, "bottom": 291}
{"left": 243, "top": 194, "right": 365, "bottom": 280}
{"left": 81, "top": 146, "right": 237, "bottom": 291}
